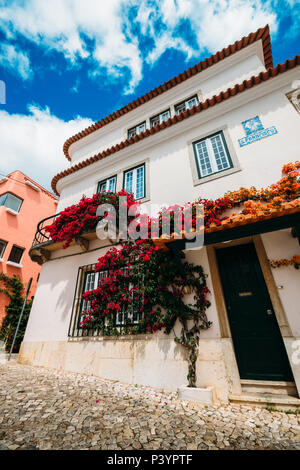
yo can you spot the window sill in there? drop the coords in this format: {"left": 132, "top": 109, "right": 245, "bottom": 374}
{"left": 193, "top": 166, "right": 241, "bottom": 186}
{"left": 138, "top": 196, "right": 150, "bottom": 204}
{"left": 6, "top": 208, "right": 19, "bottom": 215}
{"left": 6, "top": 261, "right": 23, "bottom": 268}
{"left": 25, "top": 180, "right": 41, "bottom": 192}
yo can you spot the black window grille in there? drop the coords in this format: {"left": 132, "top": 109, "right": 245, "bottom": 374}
{"left": 68, "top": 263, "right": 144, "bottom": 337}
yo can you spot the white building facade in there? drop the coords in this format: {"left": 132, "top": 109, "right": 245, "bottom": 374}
{"left": 20, "top": 26, "right": 300, "bottom": 406}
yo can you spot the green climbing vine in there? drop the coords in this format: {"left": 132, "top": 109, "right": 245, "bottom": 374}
{"left": 81, "top": 240, "right": 211, "bottom": 387}
{"left": 0, "top": 274, "right": 32, "bottom": 352}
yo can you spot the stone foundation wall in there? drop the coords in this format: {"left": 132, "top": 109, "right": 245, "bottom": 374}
{"left": 19, "top": 336, "right": 236, "bottom": 403}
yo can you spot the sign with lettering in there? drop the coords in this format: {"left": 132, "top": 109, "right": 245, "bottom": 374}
{"left": 238, "top": 116, "right": 277, "bottom": 147}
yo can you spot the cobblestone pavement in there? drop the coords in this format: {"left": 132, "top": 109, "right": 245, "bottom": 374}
{"left": 0, "top": 361, "right": 299, "bottom": 450}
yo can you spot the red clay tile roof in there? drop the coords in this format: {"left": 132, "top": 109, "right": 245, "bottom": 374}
{"left": 62, "top": 25, "right": 273, "bottom": 161}
{"left": 52, "top": 55, "right": 300, "bottom": 196}
{"left": 153, "top": 202, "right": 300, "bottom": 251}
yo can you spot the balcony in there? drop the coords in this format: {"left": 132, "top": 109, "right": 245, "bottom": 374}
{"left": 30, "top": 205, "right": 300, "bottom": 265}
{"left": 29, "top": 212, "right": 100, "bottom": 265}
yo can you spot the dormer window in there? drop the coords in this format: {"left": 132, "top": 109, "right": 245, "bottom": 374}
{"left": 97, "top": 176, "right": 117, "bottom": 193}
{"left": 175, "top": 95, "right": 199, "bottom": 115}
{"left": 150, "top": 109, "right": 171, "bottom": 128}
{"left": 128, "top": 122, "right": 146, "bottom": 139}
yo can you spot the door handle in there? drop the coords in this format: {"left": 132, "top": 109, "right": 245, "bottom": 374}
{"left": 266, "top": 309, "right": 273, "bottom": 315}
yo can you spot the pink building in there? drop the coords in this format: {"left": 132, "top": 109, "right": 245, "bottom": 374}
{"left": 0, "top": 171, "right": 58, "bottom": 324}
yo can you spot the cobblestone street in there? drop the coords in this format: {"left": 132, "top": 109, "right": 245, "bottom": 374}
{"left": 0, "top": 361, "right": 299, "bottom": 450}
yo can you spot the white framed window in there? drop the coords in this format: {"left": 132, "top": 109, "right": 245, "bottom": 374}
{"left": 0, "top": 239, "right": 7, "bottom": 259}
{"left": 114, "top": 266, "right": 143, "bottom": 327}
{"left": 175, "top": 95, "right": 199, "bottom": 115}
{"left": 128, "top": 122, "right": 146, "bottom": 139}
{"left": 97, "top": 176, "right": 117, "bottom": 193}
{"left": 0, "top": 192, "right": 22, "bottom": 213}
{"left": 81, "top": 270, "right": 108, "bottom": 313}
{"left": 193, "top": 131, "right": 233, "bottom": 178}
{"left": 123, "top": 164, "right": 145, "bottom": 200}
{"left": 150, "top": 109, "right": 171, "bottom": 128}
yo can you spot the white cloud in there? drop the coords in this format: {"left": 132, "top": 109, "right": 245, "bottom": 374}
{"left": 139, "top": 0, "right": 278, "bottom": 67}
{"left": 0, "top": 43, "right": 33, "bottom": 80}
{"left": 0, "top": 0, "right": 291, "bottom": 93}
{"left": 0, "top": 0, "right": 143, "bottom": 94}
{"left": 0, "top": 104, "right": 92, "bottom": 190}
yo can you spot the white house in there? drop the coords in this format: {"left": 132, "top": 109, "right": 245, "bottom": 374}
{"left": 20, "top": 25, "right": 300, "bottom": 407}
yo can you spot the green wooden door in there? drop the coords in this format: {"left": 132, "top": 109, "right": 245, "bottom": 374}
{"left": 216, "top": 243, "right": 293, "bottom": 381}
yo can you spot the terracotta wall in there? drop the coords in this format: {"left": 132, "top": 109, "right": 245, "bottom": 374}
{"left": 0, "top": 171, "right": 58, "bottom": 324}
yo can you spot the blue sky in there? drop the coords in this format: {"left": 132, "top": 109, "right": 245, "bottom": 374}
{"left": 0, "top": 0, "right": 299, "bottom": 191}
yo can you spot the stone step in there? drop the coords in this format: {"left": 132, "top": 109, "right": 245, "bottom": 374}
{"left": 229, "top": 392, "right": 300, "bottom": 411}
{"left": 178, "top": 386, "right": 214, "bottom": 405}
{"left": 241, "top": 379, "right": 298, "bottom": 397}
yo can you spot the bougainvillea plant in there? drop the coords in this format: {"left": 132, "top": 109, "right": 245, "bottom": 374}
{"left": 43, "top": 161, "right": 300, "bottom": 386}
{"left": 45, "top": 190, "right": 138, "bottom": 248}
{"left": 46, "top": 161, "right": 300, "bottom": 244}
{"left": 269, "top": 254, "right": 300, "bottom": 269}
{"left": 195, "top": 160, "right": 300, "bottom": 226}
{"left": 81, "top": 240, "right": 211, "bottom": 387}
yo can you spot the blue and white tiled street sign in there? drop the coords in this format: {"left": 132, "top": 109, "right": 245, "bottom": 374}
{"left": 238, "top": 116, "right": 278, "bottom": 147}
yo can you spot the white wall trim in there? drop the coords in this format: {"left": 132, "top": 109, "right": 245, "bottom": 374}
{"left": 6, "top": 261, "right": 23, "bottom": 268}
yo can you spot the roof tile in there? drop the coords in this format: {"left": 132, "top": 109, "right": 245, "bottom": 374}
{"left": 52, "top": 55, "right": 300, "bottom": 195}
{"left": 62, "top": 25, "right": 273, "bottom": 161}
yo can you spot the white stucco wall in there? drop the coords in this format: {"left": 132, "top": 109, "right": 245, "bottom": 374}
{"left": 21, "top": 240, "right": 234, "bottom": 401}
{"left": 57, "top": 83, "right": 300, "bottom": 213}
{"left": 24, "top": 240, "right": 220, "bottom": 344}
{"left": 261, "top": 230, "right": 300, "bottom": 337}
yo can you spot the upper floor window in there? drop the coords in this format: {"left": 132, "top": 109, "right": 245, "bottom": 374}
{"left": 128, "top": 122, "right": 146, "bottom": 139}
{"left": 0, "top": 192, "right": 22, "bottom": 213}
{"left": 0, "top": 239, "right": 7, "bottom": 259}
{"left": 7, "top": 245, "right": 24, "bottom": 265}
{"left": 123, "top": 164, "right": 145, "bottom": 200}
{"left": 193, "top": 131, "right": 232, "bottom": 178}
{"left": 175, "top": 95, "right": 199, "bottom": 115}
{"left": 97, "top": 176, "right": 117, "bottom": 193}
{"left": 150, "top": 109, "right": 171, "bottom": 128}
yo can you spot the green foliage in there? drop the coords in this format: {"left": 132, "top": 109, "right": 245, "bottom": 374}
{"left": 0, "top": 274, "right": 32, "bottom": 352}
{"left": 82, "top": 241, "right": 212, "bottom": 387}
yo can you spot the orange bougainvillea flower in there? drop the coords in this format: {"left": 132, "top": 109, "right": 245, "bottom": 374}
{"left": 269, "top": 254, "right": 300, "bottom": 270}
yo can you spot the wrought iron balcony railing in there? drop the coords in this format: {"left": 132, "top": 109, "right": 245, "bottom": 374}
{"left": 31, "top": 212, "right": 60, "bottom": 248}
